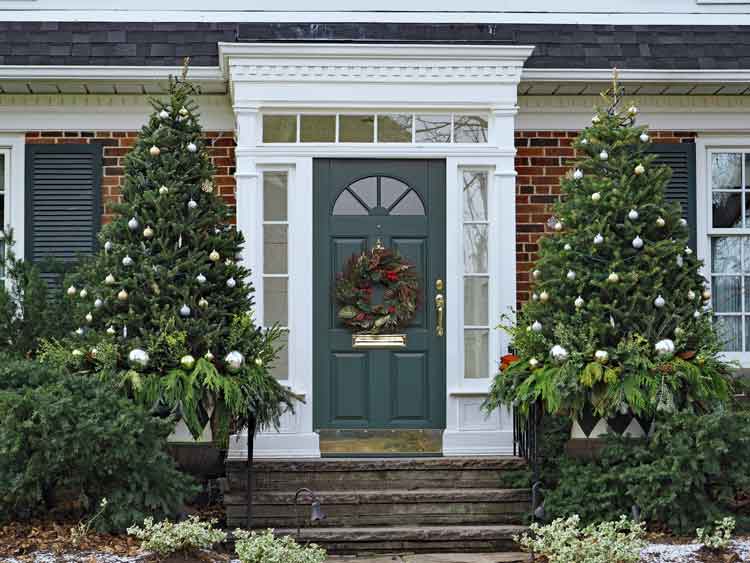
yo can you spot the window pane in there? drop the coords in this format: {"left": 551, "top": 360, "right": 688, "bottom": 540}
{"left": 464, "top": 277, "right": 489, "bottom": 326}
{"left": 712, "top": 192, "right": 742, "bottom": 228}
{"left": 715, "top": 316, "right": 741, "bottom": 352}
{"left": 454, "top": 115, "right": 488, "bottom": 143}
{"left": 263, "top": 277, "right": 288, "bottom": 326}
{"left": 463, "top": 171, "right": 489, "bottom": 221}
{"left": 711, "top": 153, "right": 742, "bottom": 190}
{"left": 0, "top": 154, "right": 4, "bottom": 192}
{"left": 263, "top": 115, "right": 297, "bottom": 143}
{"left": 381, "top": 177, "right": 409, "bottom": 208}
{"left": 263, "top": 225, "right": 288, "bottom": 274}
{"left": 712, "top": 276, "right": 741, "bottom": 312}
{"left": 300, "top": 115, "right": 336, "bottom": 142}
{"left": 349, "top": 177, "right": 377, "bottom": 208}
{"left": 269, "top": 332, "right": 289, "bottom": 381}
{"left": 390, "top": 190, "right": 425, "bottom": 216}
{"left": 378, "top": 114, "right": 413, "bottom": 143}
{"left": 464, "top": 329, "right": 489, "bottom": 378}
{"left": 415, "top": 114, "right": 451, "bottom": 143}
{"left": 464, "top": 224, "right": 489, "bottom": 273}
{"left": 263, "top": 172, "right": 288, "bottom": 221}
{"left": 339, "top": 115, "right": 374, "bottom": 143}
{"left": 712, "top": 237, "right": 741, "bottom": 273}
{"left": 333, "top": 190, "right": 368, "bottom": 215}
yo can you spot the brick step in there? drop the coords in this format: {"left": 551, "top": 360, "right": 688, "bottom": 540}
{"left": 226, "top": 457, "right": 529, "bottom": 492}
{"left": 225, "top": 488, "right": 530, "bottom": 528}
{"left": 270, "top": 525, "right": 527, "bottom": 554}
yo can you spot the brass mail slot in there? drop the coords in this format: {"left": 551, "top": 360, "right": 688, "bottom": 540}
{"left": 352, "top": 334, "right": 407, "bottom": 349}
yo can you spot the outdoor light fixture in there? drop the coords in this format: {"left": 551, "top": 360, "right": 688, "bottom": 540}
{"left": 295, "top": 487, "right": 326, "bottom": 538}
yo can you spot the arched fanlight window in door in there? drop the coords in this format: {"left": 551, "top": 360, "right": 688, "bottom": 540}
{"left": 332, "top": 175, "right": 425, "bottom": 216}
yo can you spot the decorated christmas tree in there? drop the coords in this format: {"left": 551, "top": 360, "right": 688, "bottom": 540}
{"left": 485, "top": 78, "right": 732, "bottom": 422}
{"left": 55, "top": 65, "right": 295, "bottom": 444}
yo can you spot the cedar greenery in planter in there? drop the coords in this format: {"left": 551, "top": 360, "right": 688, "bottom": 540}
{"left": 483, "top": 79, "right": 733, "bottom": 431}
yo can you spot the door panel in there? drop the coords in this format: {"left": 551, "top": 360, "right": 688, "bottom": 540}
{"left": 314, "top": 159, "right": 446, "bottom": 441}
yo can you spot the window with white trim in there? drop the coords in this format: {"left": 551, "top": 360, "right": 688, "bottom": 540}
{"left": 707, "top": 150, "right": 750, "bottom": 352}
{"left": 262, "top": 171, "right": 289, "bottom": 380}
{"left": 462, "top": 169, "right": 490, "bottom": 378}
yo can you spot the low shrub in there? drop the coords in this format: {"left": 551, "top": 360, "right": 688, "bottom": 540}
{"left": 544, "top": 411, "right": 750, "bottom": 534}
{"left": 234, "top": 529, "right": 327, "bottom": 563}
{"left": 515, "top": 514, "right": 646, "bottom": 563}
{"left": 0, "top": 359, "right": 196, "bottom": 531}
{"left": 127, "top": 516, "right": 226, "bottom": 557}
{"left": 696, "top": 516, "right": 736, "bottom": 552}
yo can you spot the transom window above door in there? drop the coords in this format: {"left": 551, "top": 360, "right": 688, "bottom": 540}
{"left": 262, "top": 113, "right": 488, "bottom": 144}
{"left": 333, "top": 176, "right": 425, "bottom": 216}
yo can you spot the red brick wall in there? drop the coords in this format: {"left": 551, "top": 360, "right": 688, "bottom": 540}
{"left": 514, "top": 130, "right": 697, "bottom": 307}
{"left": 25, "top": 131, "right": 237, "bottom": 224}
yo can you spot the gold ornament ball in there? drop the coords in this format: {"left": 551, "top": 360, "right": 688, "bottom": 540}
{"left": 634, "top": 164, "right": 645, "bottom": 175}
{"left": 117, "top": 289, "right": 128, "bottom": 302}
{"left": 159, "top": 185, "right": 169, "bottom": 195}
{"left": 539, "top": 291, "right": 550, "bottom": 303}
{"left": 198, "top": 297, "right": 209, "bottom": 308}
{"left": 702, "top": 289, "right": 712, "bottom": 301}
{"left": 656, "top": 217, "right": 666, "bottom": 227}
{"left": 255, "top": 357, "right": 264, "bottom": 367}
{"left": 608, "top": 272, "right": 619, "bottom": 283}
{"left": 180, "top": 354, "right": 196, "bottom": 370}
{"left": 209, "top": 249, "right": 221, "bottom": 262}
{"left": 149, "top": 145, "right": 161, "bottom": 157}
{"left": 143, "top": 226, "right": 154, "bottom": 239}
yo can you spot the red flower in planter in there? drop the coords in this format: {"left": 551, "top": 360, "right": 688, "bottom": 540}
{"left": 386, "top": 271, "right": 399, "bottom": 282}
{"left": 500, "top": 354, "right": 520, "bottom": 371}
{"left": 388, "top": 306, "right": 396, "bottom": 314}
{"left": 355, "top": 313, "right": 366, "bottom": 321}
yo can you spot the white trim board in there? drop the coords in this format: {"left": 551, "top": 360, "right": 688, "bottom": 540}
{"left": 0, "top": 135, "right": 26, "bottom": 261}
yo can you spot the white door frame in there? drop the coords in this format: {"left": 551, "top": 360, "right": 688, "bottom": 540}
{"left": 221, "top": 43, "right": 533, "bottom": 459}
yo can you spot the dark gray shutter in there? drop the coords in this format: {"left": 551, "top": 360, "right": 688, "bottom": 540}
{"left": 649, "top": 143, "right": 697, "bottom": 251}
{"left": 25, "top": 144, "right": 102, "bottom": 285}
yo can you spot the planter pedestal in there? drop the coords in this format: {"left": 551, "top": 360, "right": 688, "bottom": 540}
{"left": 565, "top": 406, "right": 651, "bottom": 460}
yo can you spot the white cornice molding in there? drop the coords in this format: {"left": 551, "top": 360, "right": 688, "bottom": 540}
{"left": 0, "top": 65, "right": 224, "bottom": 82}
{"left": 219, "top": 43, "right": 536, "bottom": 84}
{"left": 522, "top": 68, "right": 750, "bottom": 84}
{"left": 520, "top": 95, "right": 750, "bottom": 112}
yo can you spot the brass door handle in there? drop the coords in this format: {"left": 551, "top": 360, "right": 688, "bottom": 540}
{"left": 435, "top": 293, "right": 445, "bottom": 337}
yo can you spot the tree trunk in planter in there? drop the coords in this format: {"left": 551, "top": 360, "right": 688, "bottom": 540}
{"left": 565, "top": 404, "right": 651, "bottom": 460}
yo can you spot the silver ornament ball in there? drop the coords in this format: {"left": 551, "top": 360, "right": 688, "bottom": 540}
{"left": 225, "top": 350, "right": 245, "bottom": 372}
{"left": 128, "top": 348, "right": 150, "bottom": 369}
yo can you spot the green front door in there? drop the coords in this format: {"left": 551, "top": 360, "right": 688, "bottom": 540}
{"left": 314, "top": 159, "right": 446, "bottom": 453}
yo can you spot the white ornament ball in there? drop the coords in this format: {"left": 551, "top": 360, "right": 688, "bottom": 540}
{"left": 574, "top": 169, "right": 584, "bottom": 180}
{"left": 608, "top": 272, "right": 620, "bottom": 283}
{"left": 128, "top": 217, "right": 139, "bottom": 231}
{"left": 531, "top": 321, "right": 543, "bottom": 332}
{"left": 628, "top": 209, "right": 639, "bottom": 221}
{"left": 187, "top": 199, "right": 198, "bottom": 210}
{"left": 85, "top": 312, "right": 93, "bottom": 323}
{"left": 593, "top": 233, "right": 604, "bottom": 245}
{"left": 159, "top": 185, "right": 169, "bottom": 195}
{"left": 209, "top": 249, "right": 221, "bottom": 262}
{"left": 654, "top": 295, "right": 666, "bottom": 308}
{"left": 106, "top": 326, "right": 116, "bottom": 335}
{"left": 529, "top": 358, "right": 539, "bottom": 368}
{"left": 187, "top": 142, "right": 197, "bottom": 153}
{"left": 594, "top": 350, "right": 610, "bottom": 364}
{"left": 179, "top": 304, "right": 191, "bottom": 317}
{"left": 94, "top": 298, "right": 103, "bottom": 309}
{"left": 634, "top": 164, "right": 645, "bottom": 175}
{"left": 599, "top": 150, "right": 609, "bottom": 161}
{"left": 592, "top": 115, "right": 601, "bottom": 124}
{"left": 179, "top": 107, "right": 189, "bottom": 116}
{"left": 196, "top": 273, "right": 207, "bottom": 285}
{"left": 676, "top": 255, "right": 684, "bottom": 267}
{"left": 640, "top": 132, "right": 650, "bottom": 143}
{"left": 143, "top": 226, "right": 154, "bottom": 239}
{"left": 128, "top": 348, "right": 150, "bottom": 369}
{"left": 104, "top": 240, "right": 113, "bottom": 252}
{"left": 685, "top": 246, "right": 693, "bottom": 256}
{"left": 656, "top": 217, "right": 666, "bottom": 227}
{"left": 655, "top": 338, "right": 676, "bottom": 357}
{"left": 628, "top": 106, "right": 639, "bottom": 115}
{"left": 149, "top": 145, "right": 161, "bottom": 157}
{"left": 632, "top": 236, "right": 644, "bottom": 249}
{"left": 75, "top": 328, "right": 84, "bottom": 336}
{"left": 554, "top": 221, "right": 563, "bottom": 232}
{"left": 688, "top": 290, "right": 697, "bottom": 300}
{"left": 72, "top": 349, "right": 83, "bottom": 357}
{"left": 254, "top": 357, "right": 264, "bottom": 367}
{"left": 680, "top": 218, "right": 688, "bottom": 227}
{"left": 117, "top": 289, "right": 128, "bottom": 302}
{"left": 539, "top": 291, "right": 550, "bottom": 303}
{"left": 581, "top": 138, "right": 589, "bottom": 145}
{"left": 67, "top": 285, "right": 77, "bottom": 296}
{"left": 90, "top": 348, "right": 98, "bottom": 358}
{"left": 574, "top": 296, "right": 585, "bottom": 309}
{"left": 566, "top": 270, "right": 576, "bottom": 281}
{"left": 702, "top": 289, "right": 712, "bottom": 301}
{"left": 564, "top": 243, "right": 572, "bottom": 251}
{"left": 226, "top": 277, "right": 237, "bottom": 288}
{"left": 79, "top": 288, "right": 88, "bottom": 299}
{"left": 531, "top": 293, "right": 539, "bottom": 302}
{"left": 198, "top": 297, "right": 208, "bottom": 308}
{"left": 550, "top": 345, "right": 569, "bottom": 363}
{"left": 159, "top": 109, "right": 169, "bottom": 120}
{"left": 532, "top": 269, "right": 541, "bottom": 280}
{"left": 204, "top": 350, "right": 215, "bottom": 361}
{"left": 180, "top": 355, "right": 196, "bottom": 370}
{"left": 225, "top": 350, "right": 245, "bottom": 372}
{"left": 105, "top": 273, "right": 116, "bottom": 285}
{"left": 693, "top": 310, "right": 701, "bottom": 319}
{"left": 122, "top": 255, "right": 133, "bottom": 267}
{"left": 591, "top": 192, "right": 601, "bottom": 202}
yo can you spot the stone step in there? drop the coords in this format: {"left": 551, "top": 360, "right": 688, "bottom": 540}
{"left": 227, "top": 457, "right": 529, "bottom": 492}
{"left": 225, "top": 488, "right": 530, "bottom": 528}
{"left": 272, "top": 525, "right": 527, "bottom": 554}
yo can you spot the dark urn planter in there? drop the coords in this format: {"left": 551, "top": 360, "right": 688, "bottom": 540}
{"left": 565, "top": 404, "right": 652, "bottom": 460}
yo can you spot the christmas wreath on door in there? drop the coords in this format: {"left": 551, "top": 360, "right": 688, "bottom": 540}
{"left": 335, "top": 243, "right": 419, "bottom": 334}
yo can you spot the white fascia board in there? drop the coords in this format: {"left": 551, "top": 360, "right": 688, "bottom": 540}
{"left": 0, "top": 65, "right": 224, "bottom": 82}
{"left": 522, "top": 68, "right": 750, "bottom": 84}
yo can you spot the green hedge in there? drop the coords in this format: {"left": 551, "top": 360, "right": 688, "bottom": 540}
{"left": 0, "top": 356, "right": 196, "bottom": 531}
